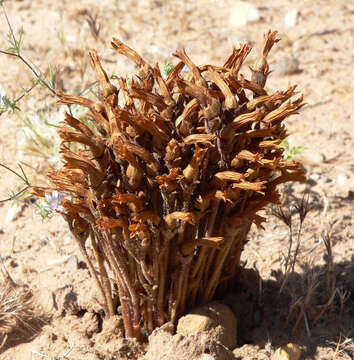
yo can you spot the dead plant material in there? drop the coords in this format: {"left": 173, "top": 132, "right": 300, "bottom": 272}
{"left": 272, "top": 195, "right": 347, "bottom": 337}
{"left": 0, "top": 260, "right": 37, "bottom": 349}
{"left": 33, "top": 30, "right": 306, "bottom": 339}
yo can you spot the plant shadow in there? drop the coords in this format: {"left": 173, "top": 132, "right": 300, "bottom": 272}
{"left": 221, "top": 255, "right": 353, "bottom": 359}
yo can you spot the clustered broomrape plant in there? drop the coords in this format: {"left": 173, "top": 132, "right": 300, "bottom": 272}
{"left": 33, "top": 30, "right": 306, "bottom": 339}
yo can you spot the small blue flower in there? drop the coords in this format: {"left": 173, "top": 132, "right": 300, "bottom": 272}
{"left": 43, "top": 190, "right": 65, "bottom": 212}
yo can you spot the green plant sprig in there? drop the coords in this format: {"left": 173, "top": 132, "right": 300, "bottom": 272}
{"left": 281, "top": 139, "right": 306, "bottom": 160}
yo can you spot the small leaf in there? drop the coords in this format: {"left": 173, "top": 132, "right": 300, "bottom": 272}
{"left": 163, "top": 63, "right": 174, "bottom": 78}
{"left": 48, "top": 64, "right": 55, "bottom": 89}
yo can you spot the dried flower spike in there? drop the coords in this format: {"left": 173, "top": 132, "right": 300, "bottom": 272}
{"left": 33, "top": 30, "right": 306, "bottom": 339}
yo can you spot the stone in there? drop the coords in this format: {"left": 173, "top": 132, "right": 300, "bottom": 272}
{"left": 142, "top": 329, "right": 234, "bottom": 360}
{"left": 5, "top": 203, "right": 25, "bottom": 223}
{"left": 273, "top": 343, "right": 302, "bottom": 360}
{"left": 336, "top": 173, "right": 347, "bottom": 185}
{"left": 176, "top": 302, "right": 237, "bottom": 350}
{"left": 229, "top": 2, "right": 260, "bottom": 27}
{"left": 284, "top": 9, "right": 298, "bottom": 28}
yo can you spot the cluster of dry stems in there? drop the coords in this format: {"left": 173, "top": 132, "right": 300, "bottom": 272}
{"left": 33, "top": 30, "right": 306, "bottom": 339}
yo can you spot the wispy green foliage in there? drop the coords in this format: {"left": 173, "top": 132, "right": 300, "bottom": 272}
{"left": 281, "top": 140, "right": 306, "bottom": 160}
{"left": 6, "top": 27, "right": 24, "bottom": 55}
{"left": 163, "top": 63, "right": 174, "bottom": 78}
{"left": 0, "top": 95, "right": 20, "bottom": 114}
{"left": 34, "top": 201, "right": 50, "bottom": 219}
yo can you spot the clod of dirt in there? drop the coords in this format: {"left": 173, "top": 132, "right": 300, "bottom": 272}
{"left": 176, "top": 302, "right": 237, "bottom": 350}
{"left": 94, "top": 316, "right": 144, "bottom": 360}
{"left": 142, "top": 329, "right": 235, "bottom": 360}
{"left": 53, "top": 285, "right": 80, "bottom": 316}
{"left": 81, "top": 311, "right": 101, "bottom": 338}
{"left": 272, "top": 343, "right": 302, "bottom": 360}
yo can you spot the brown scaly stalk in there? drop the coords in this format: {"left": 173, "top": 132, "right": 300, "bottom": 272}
{"left": 33, "top": 30, "right": 306, "bottom": 339}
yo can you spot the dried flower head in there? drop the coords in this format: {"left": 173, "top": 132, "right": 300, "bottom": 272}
{"left": 33, "top": 30, "right": 306, "bottom": 339}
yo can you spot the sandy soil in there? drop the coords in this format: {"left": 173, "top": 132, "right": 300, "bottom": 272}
{"left": 0, "top": 0, "right": 353, "bottom": 359}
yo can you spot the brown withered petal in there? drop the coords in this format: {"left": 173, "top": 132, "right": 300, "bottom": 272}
{"left": 214, "top": 188, "right": 241, "bottom": 202}
{"left": 269, "top": 169, "right": 306, "bottom": 189}
{"left": 197, "top": 237, "right": 224, "bottom": 248}
{"left": 60, "top": 146, "right": 103, "bottom": 180}
{"left": 129, "top": 223, "right": 150, "bottom": 241}
{"left": 59, "top": 127, "right": 104, "bottom": 155}
{"left": 156, "top": 168, "right": 183, "bottom": 193}
{"left": 63, "top": 113, "right": 94, "bottom": 138}
{"left": 221, "top": 108, "right": 264, "bottom": 139}
{"left": 173, "top": 48, "right": 207, "bottom": 88}
{"left": 194, "top": 193, "right": 213, "bottom": 212}
{"left": 56, "top": 93, "right": 94, "bottom": 108}
{"left": 164, "top": 212, "right": 195, "bottom": 229}
{"left": 237, "top": 150, "right": 264, "bottom": 163}
{"left": 135, "top": 115, "right": 170, "bottom": 144}
{"left": 165, "top": 60, "right": 185, "bottom": 89}
{"left": 262, "top": 96, "right": 305, "bottom": 124}
{"left": 165, "top": 139, "right": 181, "bottom": 164}
{"left": 244, "top": 127, "right": 276, "bottom": 139}
{"left": 213, "top": 171, "right": 248, "bottom": 183}
{"left": 232, "top": 180, "right": 267, "bottom": 194}
{"left": 89, "top": 50, "right": 117, "bottom": 98}
{"left": 111, "top": 38, "right": 152, "bottom": 78}
{"left": 153, "top": 64, "right": 175, "bottom": 107}
{"left": 124, "top": 142, "right": 160, "bottom": 174}
{"left": 132, "top": 211, "right": 161, "bottom": 226}
{"left": 175, "top": 98, "right": 199, "bottom": 131}
{"left": 183, "top": 134, "right": 216, "bottom": 146}
{"left": 176, "top": 78, "right": 209, "bottom": 106}
{"left": 256, "top": 157, "right": 281, "bottom": 170}
{"left": 246, "top": 92, "right": 286, "bottom": 111}
{"left": 181, "top": 236, "right": 224, "bottom": 255}
{"left": 239, "top": 74, "right": 267, "bottom": 96}
{"left": 118, "top": 77, "right": 135, "bottom": 112}
{"left": 225, "top": 73, "right": 249, "bottom": 104}
{"left": 224, "top": 43, "right": 252, "bottom": 75}
{"left": 183, "top": 147, "right": 208, "bottom": 183}
{"left": 96, "top": 217, "right": 129, "bottom": 230}
{"left": 250, "top": 30, "right": 279, "bottom": 87}
{"left": 130, "top": 87, "right": 167, "bottom": 112}
{"left": 63, "top": 200, "right": 92, "bottom": 217}
{"left": 205, "top": 68, "right": 237, "bottom": 110}
{"left": 112, "top": 193, "right": 144, "bottom": 213}
{"left": 258, "top": 139, "right": 282, "bottom": 149}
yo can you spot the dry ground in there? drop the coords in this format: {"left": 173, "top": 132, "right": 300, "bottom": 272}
{"left": 0, "top": 0, "right": 353, "bottom": 359}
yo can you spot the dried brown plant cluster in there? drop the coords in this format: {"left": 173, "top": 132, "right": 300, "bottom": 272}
{"left": 33, "top": 30, "right": 305, "bottom": 339}
{"left": 0, "top": 265, "right": 36, "bottom": 349}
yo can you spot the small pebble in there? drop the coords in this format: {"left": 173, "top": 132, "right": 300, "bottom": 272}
{"left": 336, "top": 173, "right": 347, "bottom": 185}
{"left": 201, "top": 355, "right": 215, "bottom": 360}
{"left": 309, "top": 173, "right": 320, "bottom": 181}
{"left": 284, "top": 9, "right": 298, "bottom": 27}
{"left": 229, "top": 1, "right": 260, "bottom": 27}
{"left": 64, "top": 235, "right": 72, "bottom": 244}
{"left": 300, "top": 152, "right": 325, "bottom": 165}
{"left": 5, "top": 203, "right": 24, "bottom": 224}
{"left": 273, "top": 343, "right": 301, "bottom": 360}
